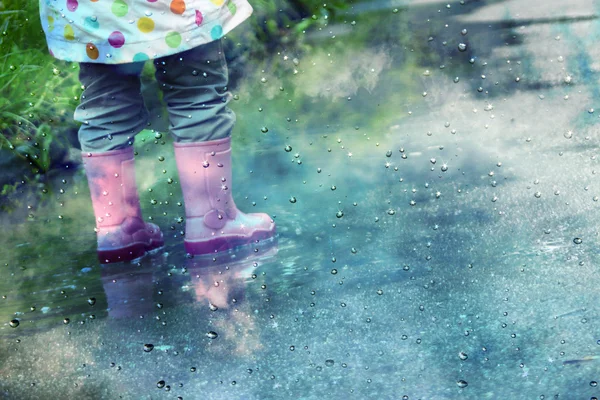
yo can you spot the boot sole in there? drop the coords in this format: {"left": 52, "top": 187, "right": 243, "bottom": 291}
{"left": 184, "top": 226, "right": 276, "bottom": 255}
{"left": 98, "top": 239, "right": 165, "bottom": 264}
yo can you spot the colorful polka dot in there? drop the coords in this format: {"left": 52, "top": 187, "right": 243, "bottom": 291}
{"left": 210, "top": 25, "right": 223, "bottom": 40}
{"left": 66, "top": 0, "right": 78, "bottom": 12}
{"left": 108, "top": 31, "right": 125, "bottom": 48}
{"left": 64, "top": 24, "right": 75, "bottom": 41}
{"left": 133, "top": 52, "right": 150, "bottom": 62}
{"left": 111, "top": 0, "right": 128, "bottom": 17}
{"left": 47, "top": 16, "right": 55, "bottom": 32}
{"left": 86, "top": 43, "right": 99, "bottom": 59}
{"left": 165, "top": 31, "right": 182, "bottom": 48}
{"left": 227, "top": 2, "right": 236, "bottom": 15}
{"left": 195, "top": 10, "right": 203, "bottom": 26}
{"left": 84, "top": 16, "right": 99, "bottom": 30}
{"left": 211, "top": 0, "right": 225, "bottom": 6}
{"left": 170, "top": 0, "right": 186, "bottom": 15}
{"left": 137, "top": 17, "right": 155, "bottom": 33}
{"left": 146, "top": 0, "right": 157, "bottom": 2}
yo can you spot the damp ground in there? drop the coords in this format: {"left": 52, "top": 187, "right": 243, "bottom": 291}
{"left": 2, "top": 0, "right": 600, "bottom": 399}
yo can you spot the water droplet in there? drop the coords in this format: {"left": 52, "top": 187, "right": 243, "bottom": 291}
{"left": 573, "top": 237, "right": 583, "bottom": 244}
{"left": 158, "top": 156, "right": 165, "bottom": 162}
{"left": 209, "top": 303, "right": 218, "bottom": 311}
{"left": 157, "top": 380, "right": 166, "bottom": 389}
{"left": 385, "top": 150, "right": 393, "bottom": 157}
{"left": 534, "top": 192, "right": 541, "bottom": 198}
{"left": 458, "top": 43, "right": 467, "bottom": 52}
{"left": 206, "top": 331, "right": 218, "bottom": 339}
{"left": 331, "top": 269, "right": 338, "bottom": 275}
{"left": 456, "top": 380, "right": 468, "bottom": 388}
{"left": 458, "top": 351, "right": 468, "bottom": 360}
{"left": 87, "top": 297, "right": 96, "bottom": 306}
{"left": 285, "top": 145, "right": 292, "bottom": 152}
{"left": 289, "top": 196, "right": 297, "bottom": 203}
{"left": 376, "top": 289, "right": 383, "bottom": 295}
{"left": 387, "top": 209, "right": 396, "bottom": 215}
{"left": 144, "top": 344, "right": 154, "bottom": 352}
{"left": 325, "top": 359, "right": 334, "bottom": 367}
{"left": 461, "top": 28, "right": 467, "bottom": 35}
{"left": 260, "top": 127, "right": 269, "bottom": 133}
{"left": 336, "top": 211, "right": 344, "bottom": 218}
{"left": 564, "top": 130, "right": 573, "bottom": 139}
{"left": 9, "top": 319, "right": 19, "bottom": 328}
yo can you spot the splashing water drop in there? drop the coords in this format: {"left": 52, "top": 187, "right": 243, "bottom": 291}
{"left": 206, "top": 331, "right": 218, "bottom": 339}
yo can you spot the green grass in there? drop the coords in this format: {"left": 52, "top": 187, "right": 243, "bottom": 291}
{"left": 0, "top": 0, "right": 80, "bottom": 181}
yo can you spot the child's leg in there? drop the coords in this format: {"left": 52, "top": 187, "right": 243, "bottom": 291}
{"left": 75, "top": 62, "right": 163, "bottom": 263}
{"left": 153, "top": 39, "right": 234, "bottom": 143}
{"left": 154, "top": 40, "right": 275, "bottom": 255}
{"left": 75, "top": 62, "right": 148, "bottom": 152}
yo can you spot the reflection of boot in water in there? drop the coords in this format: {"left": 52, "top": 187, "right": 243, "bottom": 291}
{"left": 100, "top": 264, "right": 154, "bottom": 319}
{"left": 187, "top": 240, "right": 278, "bottom": 309}
{"left": 186, "top": 241, "right": 278, "bottom": 356}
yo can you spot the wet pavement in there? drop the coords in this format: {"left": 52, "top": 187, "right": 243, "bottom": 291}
{"left": 2, "top": 0, "right": 600, "bottom": 399}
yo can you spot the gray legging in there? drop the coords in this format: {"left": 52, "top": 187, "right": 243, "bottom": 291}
{"left": 74, "top": 39, "right": 235, "bottom": 153}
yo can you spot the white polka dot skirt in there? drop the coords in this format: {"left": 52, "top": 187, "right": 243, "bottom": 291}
{"left": 39, "top": 0, "right": 253, "bottom": 64}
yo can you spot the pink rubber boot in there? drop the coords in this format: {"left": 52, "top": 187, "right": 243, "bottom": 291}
{"left": 173, "top": 137, "right": 276, "bottom": 255}
{"left": 83, "top": 148, "right": 164, "bottom": 263}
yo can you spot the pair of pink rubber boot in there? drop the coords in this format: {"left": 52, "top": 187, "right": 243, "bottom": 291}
{"left": 83, "top": 137, "right": 275, "bottom": 263}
